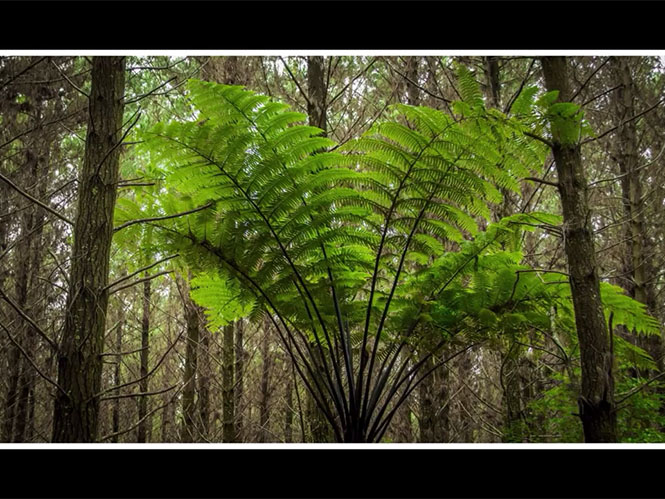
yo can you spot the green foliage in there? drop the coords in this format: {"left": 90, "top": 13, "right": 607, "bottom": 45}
{"left": 135, "top": 78, "right": 662, "bottom": 441}
{"left": 190, "top": 271, "right": 255, "bottom": 328}
{"left": 531, "top": 89, "right": 595, "bottom": 146}
{"left": 617, "top": 378, "right": 665, "bottom": 442}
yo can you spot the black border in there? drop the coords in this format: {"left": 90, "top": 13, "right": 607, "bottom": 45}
{"left": 0, "top": 1, "right": 663, "bottom": 50}
{"left": 1, "top": 447, "right": 663, "bottom": 498}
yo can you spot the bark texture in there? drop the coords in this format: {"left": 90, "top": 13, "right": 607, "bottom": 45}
{"left": 541, "top": 56, "right": 617, "bottom": 443}
{"left": 222, "top": 322, "right": 236, "bottom": 442}
{"left": 181, "top": 282, "right": 199, "bottom": 443}
{"left": 137, "top": 278, "right": 151, "bottom": 443}
{"left": 51, "top": 57, "right": 126, "bottom": 442}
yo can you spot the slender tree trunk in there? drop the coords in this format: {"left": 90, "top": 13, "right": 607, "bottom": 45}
{"left": 197, "top": 327, "right": 211, "bottom": 441}
{"left": 418, "top": 346, "right": 449, "bottom": 443}
{"left": 111, "top": 317, "right": 124, "bottom": 443}
{"left": 222, "top": 322, "right": 236, "bottom": 442}
{"left": 52, "top": 56, "right": 126, "bottom": 442}
{"left": 541, "top": 56, "right": 617, "bottom": 443}
{"left": 137, "top": 278, "right": 151, "bottom": 442}
{"left": 483, "top": 56, "right": 500, "bottom": 109}
{"left": 2, "top": 327, "right": 21, "bottom": 441}
{"left": 4, "top": 191, "right": 32, "bottom": 441}
{"left": 284, "top": 358, "right": 294, "bottom": 443}
{"left": 304, "top": 55, "right": 334, "bottom": 442}
{"left": 501, "top": 346, "right": 526, "bottom": 442}
{"left": 159, "top": 312, "right": 174, "bottom": 443}
{"left": 307, "top": 56, "right": 327, "bottom": 132}
{"left": 258, "top": 316, "right": 272, "bottom": 442}
{"left": 3, "top": 87, "right": 51, "bottom": 441}
{"left": 13, "top": 142, "right": 50, "bottom": 442}
{"left": 181, "top": 282, "right": 199, "bottom": 443}
{"left": 234, "top": 319, "right": 245, "bottom": 441}
{"left": 609, "top": 56, "right": 663, "bottom": 371}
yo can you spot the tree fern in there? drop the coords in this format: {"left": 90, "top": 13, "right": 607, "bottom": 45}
{"left": 135, "top": 78, "right": 660, "bottom": 442}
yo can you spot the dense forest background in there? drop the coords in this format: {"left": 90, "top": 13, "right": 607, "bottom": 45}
{"left": 0, "top": 54, "right": 664, "bottom": 443}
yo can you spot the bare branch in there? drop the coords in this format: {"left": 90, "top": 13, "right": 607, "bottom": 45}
{"left": 0, "top": 287, "right": 58, "bottom": 351}
{"left": 278, "top": 56, "right": 311, "bottom": 107}
{"left": 0, "top": 171, "right": 74, "bottom": 225}
{"left": 0, "top": 320, "right": 66, "bottom": 396}
{"left": 583, "top": 97, "right": 665, "bottom": 145}
{"left": 570, "top": 57, "right": 610, "bottom": 102}
{"left": 113, "top": 202, "right": 213, "bottom": 233}
{"left": 100, "top": 383, "right": 179, "bottom": 401}
{"left": 94, "top": 329, "right": 184, "bottom": 398}
{"left": 616, "top": 371, "right": 665, "bottom": 405}
{"left": 522, "top": 176, "right": 559, "bottom": 188}
{"left": 124, "top": 76, "right": 177, "bottom": 104}
{"left": 523, "top": 131, "right": 554, "bottom": 149}
{"left": 105, "top": 254, "right": 178, "bottom": 291}
{"left": 109, "top": 270, "right": 173, "bottom": 295}
{"left": 100, "top": 346, "right": 148, "bottom": 358}
{"left": 97, "top": 384, "right": 184, "bottom": 442}
{"left": 0, "top": 57, "right": 47, "bottom": 90}
{"left": 51, "top": 59, "right": 89, "bottom": 98}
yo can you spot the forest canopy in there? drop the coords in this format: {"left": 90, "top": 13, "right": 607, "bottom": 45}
{"left": 1, "top": 55, "right": 664, "bottom": 443}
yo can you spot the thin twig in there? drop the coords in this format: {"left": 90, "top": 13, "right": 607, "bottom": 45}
{"left": 51, "top": 59, "right": 89, "bottom": 98}
{"left": 278, "top": 56, "right": 311, "bottom": 107}
{"left": 0, "top": 172, "right": 74, "bottom": 225}
{"left": 109, "top": 270, "right": 173, "bottom": 295}
{"left": 100, "top": 383, "right": 178, "bottom": 401}
{"left": 524, "top": 131, "right": 554, "bottom": 149}
{"left": 582, "top": 97, "right": 665, "bottom": 145}
{"left": 94, "top": 329, "right": 184, "bottom": 398}
{"left": 113, "top": 202, "right": 213, "bottom": 232}
{"left": 0, "top": 56, "right": 47, "bottom": 90}
{"left": 0, "top": 320, "right": 66, "bottom": 396}
{"left": 124, "top": 76, "right": 177, "bottom": 104}
{"left": 523, "top": 176, "right": 559, "bottom": 188}
{"left": 105, "top": 254, "right": 178, "bottom": 291}
{"left": 0, "top": 287, "right": 58, "bottom": 351}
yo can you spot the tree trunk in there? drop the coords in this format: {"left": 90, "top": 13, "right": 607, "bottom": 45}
{"left": 258, "top": 316, "right": 272, "bottom": 442}
{"left": 234, "top": 319, "right": 245, "bottom": 441}
{"left": 418, "top": 346, "right": 449, "bottom": 443}
{"left": 541, "top": 56, "right": 617, "bottom": 443}
{"left": 111, "top": 317, "right": 124, "bottom": 443}
{"left": 197, "top": 327, "right": 211, "bottom": 441}
{"left": 284, "top": 359, "right": 294, "bottom": 443}
{"left": 52, "top": 56, "right": 126, "bottom": 442}
{"left": 2, "top": 78, "right": 52, "bottom": 442}
{"left": 137, "top": 278, "right": 151, "bottom": 443}
{"left": 222, "top": 322, "right": 236, "bottom": 442}
{"left": 501, "top": 346, "right": 526, "bottom": 442}
{"left": 181, "top": 282, "right": 199, "bottom": 443}
{"left": 307, "top": 56, "right": 327, "bottom": 132}
{"left": 609, "top": 56, "right": 662, "bottom": 371}
{"left": 304, "top": 55, "right": 334, "bottom": 442}
{"left": 483, "top": 56, "right": 501, "bottom": 109}
{"left": 13, "top": 145, "right": 50, "bottom": 442}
